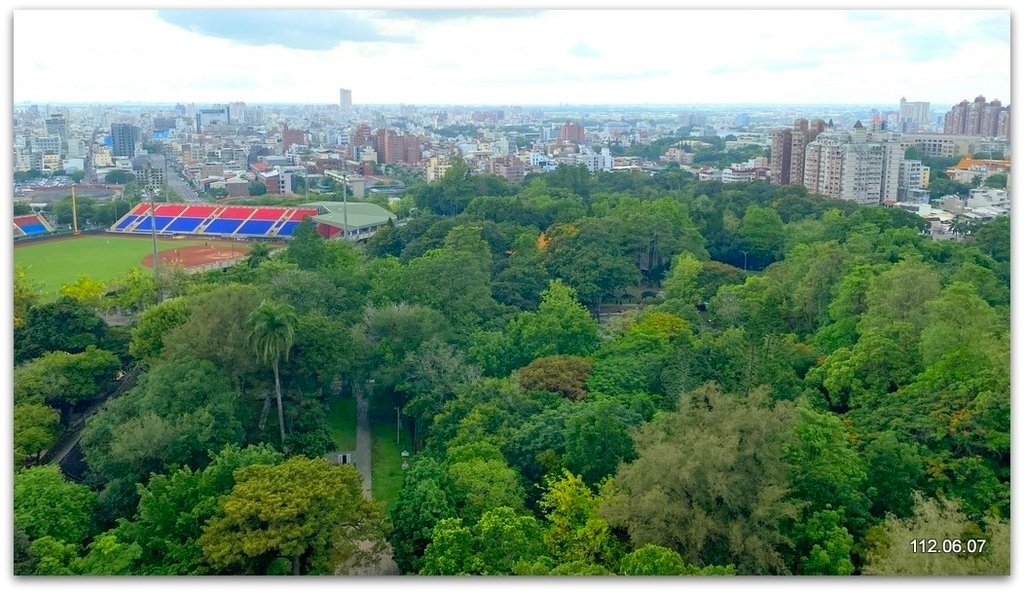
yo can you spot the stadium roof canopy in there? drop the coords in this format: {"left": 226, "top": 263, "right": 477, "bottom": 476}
{"left": 303, "top": 201, "right": 396, "bottom": 232}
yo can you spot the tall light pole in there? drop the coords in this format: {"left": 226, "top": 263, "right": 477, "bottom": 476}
{"left": 395, "top": 406, "right": 401, "bottom": 444}
{"left": 341, "top": 173, "right": 348, "bottom": 239}
{"left": 70, "top": 183, "right": 81, "bottom": 236}
{"left": 148, "top": 189, "right": 161, "bottom": 300}
{"left": 741, "top": 250, "right": 748, "bottom": 271}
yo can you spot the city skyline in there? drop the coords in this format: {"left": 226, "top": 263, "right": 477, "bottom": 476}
{"left": 14, "top": 9, "right": 1010, "bottom": 106}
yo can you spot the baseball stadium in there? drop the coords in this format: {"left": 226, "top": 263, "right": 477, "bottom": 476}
{"left": 14, "top": 200, "right": 396, "bottom": 294}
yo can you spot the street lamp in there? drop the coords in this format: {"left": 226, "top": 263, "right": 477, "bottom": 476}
{"left": 740, "top": 250, "right": 748, "bottom": 271}
{"left": 395, "top": 406, "right": 401, "bottom": 444}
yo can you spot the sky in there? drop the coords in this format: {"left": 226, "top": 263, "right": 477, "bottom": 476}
{"left": 11, "top": 7, "right": 1012, "bottom": 107}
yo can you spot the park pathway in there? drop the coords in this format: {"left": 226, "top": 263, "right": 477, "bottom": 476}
{"left": 344, "top": 386, "right": 399, "bottom": 575}
{"left": 354, "top": 387, "right": 372, "bottom": 498}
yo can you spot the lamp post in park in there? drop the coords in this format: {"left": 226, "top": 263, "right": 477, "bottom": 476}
{"left": 395, "top": 406, "right": 401, "bottom": 444}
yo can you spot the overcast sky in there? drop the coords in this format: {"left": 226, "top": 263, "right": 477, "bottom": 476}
{"left": 13, "top": 8, "right": 1011, "bottom": 107}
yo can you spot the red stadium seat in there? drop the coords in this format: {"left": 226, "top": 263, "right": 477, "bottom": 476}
{"left": 290, "top": 208, "right": 320, "bottom": 221}
{"left": 249, "top": 208, "right": 289, "bottom": 220}
{"left": 219, "top": 207, "right": 255, "bottom": 219}
{"left": 153, "top": 204, "right": 187, "bottom": 217}
{"left": 181, "top": 205, "right": 218, "bottom": 218}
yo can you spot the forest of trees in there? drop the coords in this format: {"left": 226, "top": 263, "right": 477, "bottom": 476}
{"left": 12, "top": 163, "right": 1010, "bottom": 575}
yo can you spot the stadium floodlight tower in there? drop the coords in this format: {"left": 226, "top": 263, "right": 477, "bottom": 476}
{"left": 147, "top": 188, "right": 161, "bottom": 301}
{"left": 342, "top": 176, "right": 349, "bottom": 239}
{"left": 70, "top": 184, "right": 81, "bottom": 236}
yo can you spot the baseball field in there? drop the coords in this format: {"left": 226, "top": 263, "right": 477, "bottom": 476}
{"left": 13, "top": 234, "right": 250, "bottom": 296}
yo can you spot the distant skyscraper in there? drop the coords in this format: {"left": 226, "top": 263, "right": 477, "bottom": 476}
{"left": 228, "top": 101, "right": 247, "bottom": 124}
{"left": 340, "top": 88, "right": 353, "bottom": 110}
{"left": 110, "top": 123, "right": 138, "bottom": 158}
{"left": 898, "top": 97, "right": 931, "bottom": 132}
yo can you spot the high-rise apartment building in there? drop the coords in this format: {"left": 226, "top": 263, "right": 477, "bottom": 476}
{"left": 44, "top": 114, "right": 68, "bottom": 152}
{"left": 559, "top": 122, "right": 585, "bottom": 144}
{"left": 770, "top": 118, "right": 825, "bottom": 185}
{"left": 339, "top": 88, "right": 353, "bottom": 110}
{"left": 898, "top": 159, "right": 925, "bottom": 200}
{"left": 898, "top": 98, "right": 930, "bottom": 132}
{"left": 352, "top": 123, "right": 372, "bottom": 147}
{"left": 803, "top": 134, "right": 843, "bottom": 198}
{"left": 770, "top": 128, "right": 792, "bottom": 184}
{"left": 802, "top": 121, "right": 903, "bottom": 206}
{"left": 943, "top": 96, "right": 1009, "bottom": 137}
{"left": 790, "top": 119, "right": 826, "bottom": 186}
{"left": 373, "top": 129, "right": 422, "bottom": 164}
{"left": 110, "top": 123, "right": 138, "bottom": 158}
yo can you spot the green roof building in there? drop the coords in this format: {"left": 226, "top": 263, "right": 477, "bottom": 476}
{"left": 302, "top": 201, "right": 397, "bottom": 239}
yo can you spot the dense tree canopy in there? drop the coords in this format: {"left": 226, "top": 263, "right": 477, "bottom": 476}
{"left": 14, "top": 166, "right": 1008, "bottom": 577}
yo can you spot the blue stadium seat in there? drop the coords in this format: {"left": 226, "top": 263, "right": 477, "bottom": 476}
{"left": 203, "top": 219, "right": 243, "bottom": 234}
{"left": 163, "top": 217, "right": 203, "bottom": 233}
{"left": 277, "top": 221, "right": 300, "bottom": 236}
{"left": 134, "top": 216, "right": 156, "bottom": 231}
{"left": 19, "top": 224, "right": 48, "bottom": 235}
{"left": 115, "top": 216, "right": 138, "bottom": 230}
{"left": 236, "top": 220, "right": 275, "bottom": 236}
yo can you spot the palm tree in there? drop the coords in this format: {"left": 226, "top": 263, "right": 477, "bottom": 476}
{"left": 248, "top": 300, "right": 298, "bottom": 452}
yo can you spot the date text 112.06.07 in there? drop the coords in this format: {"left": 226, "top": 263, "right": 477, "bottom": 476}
{"left": 910, "top": 539, "right": 987, "bottom": 554}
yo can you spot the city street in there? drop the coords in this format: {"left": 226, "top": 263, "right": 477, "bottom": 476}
{"left": 166, "top": 167, "right": 200, "bottom": 202}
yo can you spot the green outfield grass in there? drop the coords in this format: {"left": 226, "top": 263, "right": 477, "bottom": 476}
{"left": 13, "top": 235, "right": 211, "bottom": 296}
{"left": 369, "top": 397, "right": 413, "bottom": 509}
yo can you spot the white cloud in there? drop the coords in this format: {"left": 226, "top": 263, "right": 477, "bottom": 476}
{"left": 13, "top": 8, "right": 1010, "bottom": 105}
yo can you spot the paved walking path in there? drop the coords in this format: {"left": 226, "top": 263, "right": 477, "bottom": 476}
{"left": 330, "top": 387, "right": 400, "bottom": 575}
{"left": 354, "top": 388, "right": 372, "bottom": 499}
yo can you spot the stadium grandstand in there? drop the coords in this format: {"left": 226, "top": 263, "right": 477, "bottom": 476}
{"left": 108, "top": 201, "right": 396, "bottom": 240}
{"left": 13, "top": 214, "right": 55, "bottom": 237}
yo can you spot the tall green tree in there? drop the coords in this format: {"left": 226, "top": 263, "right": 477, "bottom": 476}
{"left": 162, "top": 284, "right": 264, "bottom": 389}
{"left": 601, "top": 383, "right": 799, "bottom": 574}
{"left": 247, "top": 300, "right": 298, "bottom": 451}
{"left": 198, "top": 456, "right": 386, "bottom": 575}
{"left": 14, "top": 296, "right": 107, "bottom": 363}
{"left": 117, "top": 444, "right": 284, "bottom": 575}
{"left": 388, "top": 457, "right": 458, "bottom": 574}
{"left": 419, "top": 507, "right": 545, "bottom": 575}
{"left": 738, "top": 204, "right": 785, "bottom": 269}
{"left": 544, "top": 219, "right": 640, "bottom": 313}
{"left": 80, "top": 357, "right": 244, "bottom": 523}
{"left": 13, "top": 403, "right": 61, "bottom": 465}
{"left": 128, "top": 297, "right": 191, "bottom": 361}
{"left": 14, "top": 465, "right": 97, "bottom": 545}
{"left": 539, "top": 471, "right": 621, "bottom": 567}
{"left": 504, "top": 280, "right": 599, "bottom": 371}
